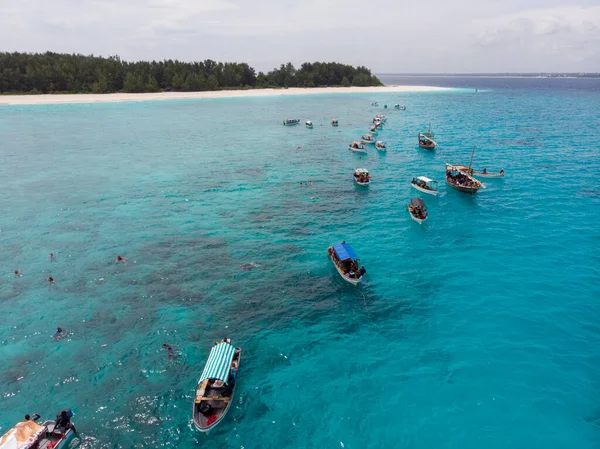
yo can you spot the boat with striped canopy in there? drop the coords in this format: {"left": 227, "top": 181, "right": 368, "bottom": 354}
{"left": 327, "top": 242, "right": 366, "bottom": 285}
{"left": 193, "top": 340, "right": 241, "bottom": 433}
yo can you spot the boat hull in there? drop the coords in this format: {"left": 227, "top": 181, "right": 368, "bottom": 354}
{"left": 362, "top": 140, "right": 376, "bottom": 145}
{"left": 348, "top": 146, "right": 367, "bottom": 153}
{"left": 332, "top": 260, "right": 362, "bottom": 285}
{"left": 411, "top": 183, "right": 439, "bottom": 196}
{"left": 472, "top": 172, "right": 504, "bottom": 178}
{"left": 354, "top": 180, "right": 369, "bottom": 186}
{"left": 446, "top": 181, "right": 480, "bottom": 193}
{"left": 376, "top": 145, "right": 386, "bottom": 151}
{"left": 283, "top": 122, "right": 299, "bottom": 126}
{"left": 418, "top": 142, "right": 436, "bottom": 150}
{"left": 409, "top": 212, "right": 426, "bottom": 224}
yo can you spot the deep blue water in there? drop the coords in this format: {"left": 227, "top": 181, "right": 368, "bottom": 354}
{"left": 1, "top": 78, "right": 600, "bottom": 449}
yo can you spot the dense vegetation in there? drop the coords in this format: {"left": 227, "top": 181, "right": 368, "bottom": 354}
{"left": 0, "top": 52, "right": 382, "bottom": 94}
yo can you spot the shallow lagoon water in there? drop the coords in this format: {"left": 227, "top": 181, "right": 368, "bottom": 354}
{"left": 1, "top": 79, "right": 600, "bottom": 448}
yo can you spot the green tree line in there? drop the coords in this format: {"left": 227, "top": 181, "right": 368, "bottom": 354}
{"left": 0, "top": 52, "right": 382, "bottom": 94}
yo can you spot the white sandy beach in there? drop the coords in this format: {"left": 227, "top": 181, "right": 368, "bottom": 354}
{"left": 0, "top": 85, "right": 448, "bottom": 106}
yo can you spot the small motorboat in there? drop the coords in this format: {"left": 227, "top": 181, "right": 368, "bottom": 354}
{"left": 305, "top": 120, "right": 313, "bottom": 129}
{"left": 353, "top": 168, "right": 370, "bottom": 186}
{"left": 375, "top": 141, "right": 387, "bottom": 151}
{"left": 0, "top": 409, "right": 78, "bottom": 449}
{"left": 411, "top": 176, "right": 439, "bottom": 196}
{"left": 471, "top": 168, "right": 505, "bottom": 178}
{"left": 445, "top": 163, "right": 485, "bottom": 193}
{"left": 418, "top": 123, "right": 436, "bottom": 150}
{"left": 193, "top": 339, "right": 241, "bottom": 433}
{"left": 361, "top": 133, "right": 376, "bottom": 145}
{"left": 371, "top": 102, "right": 379, "bottom": 106}
{"left": 407, "top": 197, "right": 428, "bottom": 224}
{"left": 283, "top": 119, "right": 300, "bottom": 126}
{"left": 394, "top": 104, "right": 407, "bottom": 110}
{"left": 375, "top": 114, "right": 387, "bottom": 123}
{"left": 331, "top": 119, "right": 339, "bottom": 127}
{"left": 348, "top": 141, "right": 367, "bottom": 153}
{"left": 327, "top": 243, "right": 366, "bottom": 285}
{"left": 369, "top": 126, "right": 378, "bottom": 134}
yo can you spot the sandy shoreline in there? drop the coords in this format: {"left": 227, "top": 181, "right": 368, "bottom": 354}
{"left": 0, "top": 85, "right": 449, "bottom": 106}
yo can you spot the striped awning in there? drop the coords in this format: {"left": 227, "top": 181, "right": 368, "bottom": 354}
{"left": 199, "top": 342, "right": 236, "bottom": 384}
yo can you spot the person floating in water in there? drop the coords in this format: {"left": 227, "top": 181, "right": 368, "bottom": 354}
{"left": 162, "top": 344, "right": 176, "bottom": 359}
{"left": 240, "top": 262, "right": 260, "bottom": 271}
{"left": 115, "top": 256, "right": 126, "bottom": 263}
{"left": 24, "top": 413, "right": 41, "bottom": 422}
{"left": 47, "top": 275, "right": 55, "bottom": 284}
{"left": 14, "top": 270, "right": 22, "bottom": 277}
{"left": 50, "top": 253, "right": 56, "bottom": 261}
{"left": 54, "top": 327, "right": 64, "bottom": 340}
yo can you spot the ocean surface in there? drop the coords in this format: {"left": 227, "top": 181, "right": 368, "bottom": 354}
{"left": 1, "top": 77, "right": 600, "bottom": 449}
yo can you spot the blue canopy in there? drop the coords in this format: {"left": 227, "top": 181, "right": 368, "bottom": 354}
{"left": 199, "top": 342, "right": 236, "bottom": 384}
{"left": 332, "top": 243, "right": 358, "bottom": 261}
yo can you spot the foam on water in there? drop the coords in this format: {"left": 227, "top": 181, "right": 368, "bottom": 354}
{"left": 1, "top": 81, "right": 600, "bottom": 448}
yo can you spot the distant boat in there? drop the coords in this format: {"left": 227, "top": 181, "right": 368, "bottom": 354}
{"left": 371, "top": 102, "right": 379, "bottom": 106}
{"left": 394, "top": 104, "right": 406, "bottom": 110}
{"left": 305, "top": 120, "right": 313, "bottom": 129}
{"left": 471, "top": 169, "right": 504, "bottom": 178}
{"left": 193, "top": 339, "right": 241, "bottom": 433}
{"left": 375, "top": 114, "right": 387, "bottom": 123}
{"left": 411, "top": 176, "right": 439, "bottom": 196}
{"left": 369, "top": 126, "right": 378, "bottom": 134}
{"left": 0, "top": 410, "right": 78, "bottom": 449}
{"left": 353, "top": 168, "right": 370, "bottom": 186}
{"left": 375, "top": 141, "right": 386, "bottom": 151}
{"left": 361, "top": 133, "right": 376, "bottom": 145}
{"left": 348, "top": 141, "right": 367, "bottom": 153}
{"left": 418, "top": 123, "right": 436, "bottom": 150}
{"left": 283, "top": 119, "right": 300, "bottom": 126}
{"left": 327, "top": 243, "right": 366, "bottom": 285}
{"left": 331, "top": 119, "right": 339, "bottom": 127}
{"left": 407, "top": 197, "right": 428, "bottom": 224}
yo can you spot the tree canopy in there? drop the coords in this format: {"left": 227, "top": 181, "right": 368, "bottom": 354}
{"left": 0, "top": 52, "right": 383, "bottom": 94}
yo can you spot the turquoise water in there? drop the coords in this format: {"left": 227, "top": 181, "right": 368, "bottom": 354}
{"left": 1, "top": 81, "right": 600, "bottom": 449}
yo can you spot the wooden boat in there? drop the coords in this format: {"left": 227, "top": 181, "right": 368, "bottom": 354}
{"left": 361, "top": 133, "right": 376, "bottom": 145}
{"left": 407, "top": 197, "right": 428, "bottom": 224}
{"left": 375, "top": 141, "right": 386, "bottom": 151}
{"left": 305, "top": 120, "right": 313, "bottom": 129}
{"left": 353, "top": 168, "right": 370, "bottom": 186}
{"left": 394, "top": 104, "right": 406, "bottom": 110}
{"left": 471, "top": 169, "right": 505, "bottom": 178}
{"left": 411, "top": 176, "right": 439, "bottom": 196}
{"left": 445, "top": 163, "right": 485, "bottom": 193}
{"left": 327, "top": 243, "right": 366, "bottom": 285}
{"left": 348, "top": 141, "right": 367, "bottom": 153}
{"left": 331, "top": 119, "right": 339, "bottom": 127}
{"left": 283, "top": 119, "right": 300, "bottom": 126}
{"left": 0, "top": 411, "right": 77, "bottom": 449}
{"left": 193, "top": 340, "right": 241, "bottom": 433}
{"left": 418, "top": 123, "right": 436, "bottom": 149}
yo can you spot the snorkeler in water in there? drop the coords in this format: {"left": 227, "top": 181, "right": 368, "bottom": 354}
{"left": 115, "top": 256, "right": 126, "bottom": 263}
{"left": 47, "top": 275, "right": 55, "bottom": 284}
{"left": 50, "top": 253, "right": 56, "bottom": 261}
{"left": 162, "top": 344, "right": 176, "bottom": 359}
{"left": 14, "top": 270, "right": 22, "bottom": 277}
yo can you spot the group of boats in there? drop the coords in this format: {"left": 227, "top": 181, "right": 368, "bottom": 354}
{"left": 348, "top": 113, "right": 388, "bottom": 153}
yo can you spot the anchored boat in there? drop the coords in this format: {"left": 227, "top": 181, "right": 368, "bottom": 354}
{"left": 283, "top": 119, "right": 300, "bottom": 126}
{"left": 349, "top": 141, "right": 367, "bottom": 153}
{"left": 411, "top": 176, "right": 439, "bottom": 196}
{"left": 0, "top": 410, "right": 77, "bottom": 449}
{"left": 375, "top": 141, "right": 386, "bottom": 151}
{"left": 193, "top": 339, "right": 241, "bottom": 433}
{"left": 407, "top": 197, "right": 428, "bottom": 224}
{"left": 331, "top": 119, "right": 339, "bottom": 127}
{"left": 418, "top": 123, "right": 436, "bottom": 150}
{"left": 353, "top": 168, "right": 370, "bottom": 186}
{"left": 327, "top": 243, "right": 366, "bottom": 285}
{"left": 394, "top": 104, "right": 406, "bottom": 110}
{"left": 305, "top": 120, "right": 313, "bottom": 129}
{"left": 361, "top": 133, "right": 376, "bottom": 145}
{"left": 471, "top": 168, "right": 505, "bottom": 178}
{"left": 445, "top": 164, "right": 485, "bottom": 193}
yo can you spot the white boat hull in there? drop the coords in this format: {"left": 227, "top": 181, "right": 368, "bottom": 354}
{"left": 362, "top": 140, "right": 375, "bottom": 145}
{"left": 409, "top": 212, "right": 426, "bottom": 224}
{"left": 354, "top": 180, "right": 369, "bottom": 186}
{"left": 472, "top": 172, "right": 504, "bottom": 178}
{"left": 411, "top": 183, "right": 439, "bottom": 196}
{"left": 332, "top": 259, "right": 362, "bottom": 285}
{"left": 349, "top": 146, "right": 367, "bottom": 153}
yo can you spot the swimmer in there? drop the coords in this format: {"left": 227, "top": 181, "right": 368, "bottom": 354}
{"left": 50, "top": 253, "right": 56, "bottom": 261}
{"left": 47, "top": 275, "right": 55, "bottom": 284}
{"left": 241, "top": 262, "right": 260, "bottom": 271}
{"left": 54, "top": 327, "right": 64, "bottom": 340}
{"left": 370, "top": 158, "right": 375, "bottom": 161}
{"left": 309, "top": 180, "right": 313, "bottom": 185}
{"left": 115, "top": 256, "right": 126, "bottom": 263}
{"left": 14, "top": 270, "right": 22, "bottom": 277}
{"left": 162, "top": 344, "right": 176, "bottom": 359}
{"left": 300, "top": 183, "right": 303, "bottom": 186}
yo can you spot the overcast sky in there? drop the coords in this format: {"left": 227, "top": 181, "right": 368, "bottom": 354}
{"left": 1, "top": 0, "right": 599, "bottom": 73}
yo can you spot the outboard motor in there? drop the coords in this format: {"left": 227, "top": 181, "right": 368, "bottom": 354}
{"left": 199, "top": 402, "right": 213, "bottom": 416}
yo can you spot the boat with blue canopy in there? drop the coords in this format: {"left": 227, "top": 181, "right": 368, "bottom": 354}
{"left": 327, "top": 242, "right": 366, "bottom": 285}
{"left": 193, "top": 339, "right": 241, "bottom": 433}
